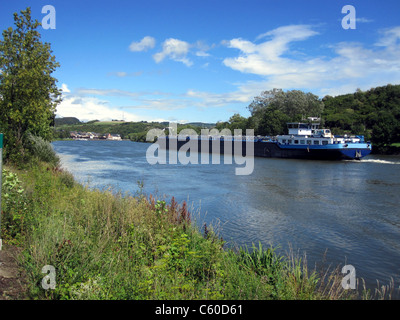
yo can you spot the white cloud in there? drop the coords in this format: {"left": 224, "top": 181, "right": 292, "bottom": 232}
{"left": 153, "top": 38, "right": 193, "bottom": 66}
{"left": 255, "top": 24, "right": 319, "bottom": 43}
{"left": 196, "top": 51, "right": 210, "bottom": 57}
{"left": 222, "top": 24, "right": 400, "bottom": 97}
{"left": 60, "top": 83, "right": 70, "bottom": 93}
{"left": 130, "top": 37, "right": 214, "bottom": 66}
{"left": 356, "top": 17, "right": 374, "bottom": 23}
{"left": 194, "top": 40, "right": 213, "bottom": 57}
{"left": 55, "top": 85, "right": 195, "bottom": 123}
{"left": 56, "top": 86, "right": 146, "bottom": 122}
{"left": 115, "top": 71, "right": 127, "bottom": 77}
{"left": 375, "top": 26, "right": 400, "bottom": 47}
{"left": 186, "top": 86, "right": 255, "bottom": 107}
{"left": 223, "top": 25, "right": 319, "bottom": 75}
{"left": 129, "top": 36, "right": 156, "bottom": 52}
{"left": 107, "top": 71, "right": 143, "bottom": 77}
{"left": 120, "top": 99, "right": 188, "bottom": 111}
{"left": 57, "top": 95, "right": 144, "bottom": 122}
{"left": 75, "top": 88, "right": 142, "bottom": 98}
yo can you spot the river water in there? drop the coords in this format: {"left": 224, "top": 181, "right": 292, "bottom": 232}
{"left": 52, "top": 140, "right": 400, "bottom": 297}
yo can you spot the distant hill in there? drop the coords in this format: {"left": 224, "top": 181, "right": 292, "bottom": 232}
{"left": 55, "top": 117, "right": 81, "bottom": 125}
{"left": 53, "top": 119, "right": 218, "bottom": 142}
{"left": 322, "top": 84, "right": 400, "bottom": 153}
{"left": 187, "top": 122, "right": 216, "bottom": 128}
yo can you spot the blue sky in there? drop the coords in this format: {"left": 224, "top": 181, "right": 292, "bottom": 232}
{"left": 1, "top": 0, "right": 400, "bottom": 123}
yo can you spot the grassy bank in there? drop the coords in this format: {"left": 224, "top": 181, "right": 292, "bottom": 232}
{"left": 2, "top": 161, "right": 359, "bottom": 300}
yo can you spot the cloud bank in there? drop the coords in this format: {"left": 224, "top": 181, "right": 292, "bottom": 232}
{"left": 222, "top": 24, "right": 400, "bottom": 96}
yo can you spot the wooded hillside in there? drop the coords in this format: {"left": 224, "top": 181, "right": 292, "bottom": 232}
{"left": 322, "top": 84, "right": 400, "bottom": 153}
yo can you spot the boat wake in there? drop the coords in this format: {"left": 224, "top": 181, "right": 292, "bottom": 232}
{"left": 347, "top": 159, "right": 400, "bottom": 165}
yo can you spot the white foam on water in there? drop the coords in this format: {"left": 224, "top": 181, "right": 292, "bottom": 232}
{"left": 347, "top": 159, "right": 400, "bottom": 165}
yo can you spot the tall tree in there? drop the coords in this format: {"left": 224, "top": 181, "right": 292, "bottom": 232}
{"left": 248, "top": 89, "right": 324, "bottom": 135}
{"left": 0, "top": 7, "right": 61, "bottom": 162}
{"left": 226, "top": 113, "right": 249, "bottom": 132}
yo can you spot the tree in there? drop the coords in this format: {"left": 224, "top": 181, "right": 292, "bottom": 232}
{"left": 0, "top": 7, "right": 61, "bottom": 162}
{"left": 226, "top": 113, "right": 249, "bottom": 132}
{"left": 247, "top": 89, "right": 324, "bottom": 135}
{"left": 257, "top": 107, "right": 290, "bottom": 136}
{"left": 322, "top": 84, "right": 400, "bottom": 152}
{"left": 372, "top": 112, "right": 396, "bottom": 153}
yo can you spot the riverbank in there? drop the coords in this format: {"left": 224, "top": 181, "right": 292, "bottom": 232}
{"left": 1, "top": 161, "right": 389, "bottom": 300}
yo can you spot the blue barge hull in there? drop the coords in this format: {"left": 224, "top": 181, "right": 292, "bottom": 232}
{"left": 163, "top": 138, "right": 372, "bottom": 161}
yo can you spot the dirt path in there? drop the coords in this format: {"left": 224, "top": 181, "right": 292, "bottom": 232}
{"left": 0, "top": 245, "right": 28, "bottom": 300}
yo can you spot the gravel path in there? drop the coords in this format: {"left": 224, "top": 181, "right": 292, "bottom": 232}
{"left": 0, "top": 245, "right": 28, "bottom": 300}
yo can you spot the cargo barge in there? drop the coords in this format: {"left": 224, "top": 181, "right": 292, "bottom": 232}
{"left": 157, "top": 118, "right": 372, "bottom": 161}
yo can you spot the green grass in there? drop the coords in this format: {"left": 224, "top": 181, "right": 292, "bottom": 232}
{"left": 2, "top": 162, "right": 363, "bottom": 300}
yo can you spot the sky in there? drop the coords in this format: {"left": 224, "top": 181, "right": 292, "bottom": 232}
{"left": 1, "top": 0, "right": 400, "bottom": 123}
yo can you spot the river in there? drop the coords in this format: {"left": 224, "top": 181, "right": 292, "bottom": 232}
{"left": 52, "top": 140, "right": 400, "bottom": 297}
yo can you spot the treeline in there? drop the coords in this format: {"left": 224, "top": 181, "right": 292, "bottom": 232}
{"left": 54, "top": 117, "right": 81, "bottom": 126}
{"left": 54, "top": 121, "right": 163, "bottom": 140}
{"left": 323, "top": 85, "right": 400, "bottom": 153}
{"left": 54, "top": 121, "right": 212, "bottom": 142}
{"left": 216, "top": 85, "right": 400, "bottom": 154}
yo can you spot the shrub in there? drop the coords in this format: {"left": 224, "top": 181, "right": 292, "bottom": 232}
{"left": 25, "top": 133, "right": 60, "bottom": 167}
{"left": 1, "top": 168, "right": 29, "bottom": 244}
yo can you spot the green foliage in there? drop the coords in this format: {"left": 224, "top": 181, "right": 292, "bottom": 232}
{"left": 1, "top": 168, "right": 29, "bottom": 244}
{"left": 323, "top": 84, "right": 400, "bottom": 153}
{"left": 239, "top": 243, "right": 284, "bottom": 280}
{"left": 256, "top": 107, "right": 290, "bottom": 136}
{"left": 247, "top": 89, "right": 324, "bottom": 136}
{"left": 52, "top": 128, "right": 71, "bottom": 140}
{"left": 0, "top": 7, "right": 61, "bottom": 163}
{"left": 177, "top": 124, "right": 201, "bottom": 135}
{"left": 54, "top": 117, "right": 81, "bottom": 126}
{"left": 215, "top": 113, "right": 250, "bottom": 133}
{"left": 127, "top": 131, "right": 148, "bottom": 142}
{"left": 25, "top": 133, "right": 60, "bottom": 167}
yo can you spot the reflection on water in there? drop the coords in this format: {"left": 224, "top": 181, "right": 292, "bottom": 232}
{"left": 53, "top": 140, "right": 400, "bottom": 296}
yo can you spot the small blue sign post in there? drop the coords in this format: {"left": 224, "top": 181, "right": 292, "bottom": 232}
{"left": 0, "top": 133, "right": 3, "bottom": 250}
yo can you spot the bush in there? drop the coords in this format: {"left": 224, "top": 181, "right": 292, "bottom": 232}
{"left": 1, "top": 168, "right": 30, "bottom": 244}
{"left": 25, "top": 133, "right": 60, "bottom": 167}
